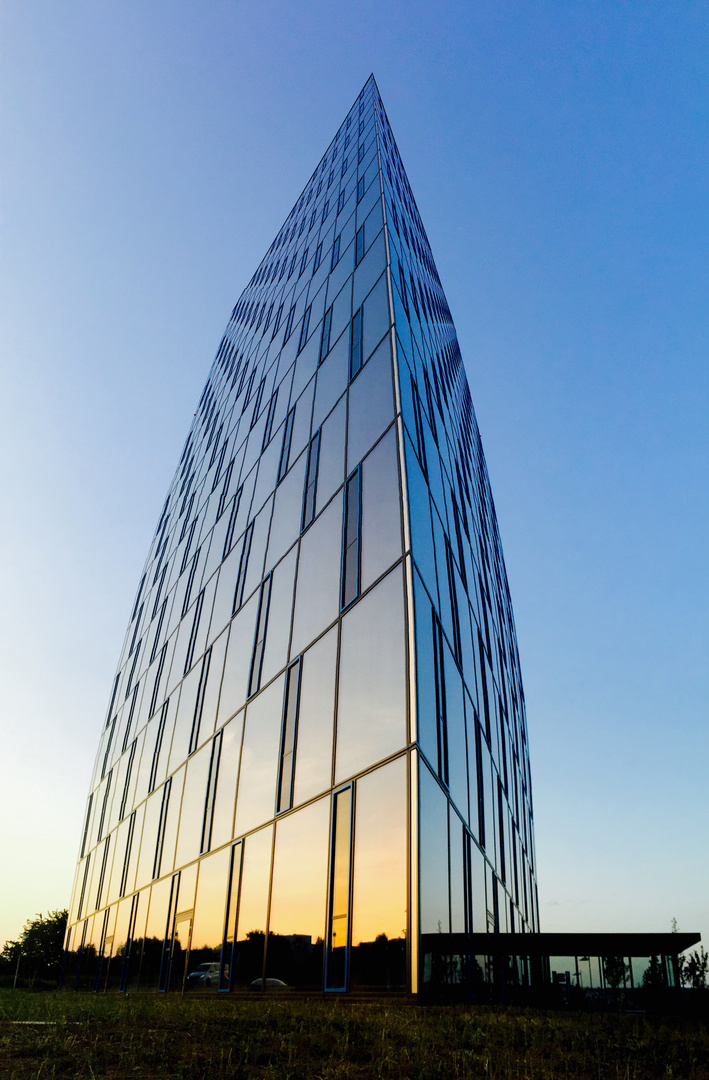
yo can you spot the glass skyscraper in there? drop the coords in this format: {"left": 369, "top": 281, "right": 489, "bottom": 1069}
{"left": 63, "top": 75, "right": 538, "bottom": 997}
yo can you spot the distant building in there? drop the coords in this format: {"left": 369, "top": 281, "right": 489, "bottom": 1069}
{"left": 63, "top": 74, "right": 540, "bottom": 997}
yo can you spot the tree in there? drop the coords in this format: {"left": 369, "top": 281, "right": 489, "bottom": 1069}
{"left": 1, "top": 910, "right": 67, "bottom": 987}
{"left": 642, "top": 955, "right": 664, "bottom": 990}
{"left": 683, "top": 947, "right": 708, "bottom": 991}
{"left": 602, "top": 956, "right": 628, "bottom": 990}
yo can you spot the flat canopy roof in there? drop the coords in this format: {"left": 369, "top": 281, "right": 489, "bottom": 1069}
{"left": 465, "top": 932, "right": 701, "bottom": 956}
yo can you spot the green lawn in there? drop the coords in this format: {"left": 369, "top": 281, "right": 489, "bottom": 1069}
{"left": 1, "top": 990, "right": 708, "bottom": 1079}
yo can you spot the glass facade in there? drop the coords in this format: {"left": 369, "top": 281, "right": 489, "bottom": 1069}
{"left": 63, "top": 75, "right": 538, "bottom": 997}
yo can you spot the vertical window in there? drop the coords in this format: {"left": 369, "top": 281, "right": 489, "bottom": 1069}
{"left": 97, "top": 770, "right": 112, "bottom": 842}
{"left": 358, "top": 119, "right": 364, "bottom": 135}
{"left": 119, "top": 740, "right": 137, "bottom": 820}
{"left": 148, "top": 700, "right": 169, "bottom": 794}
{"left": 223, "top": 485, "right": 243, "bottom": 559}
{"left": 232, "top": 521, "right": 254, "bottom": 614}
{"left": 122, "top": 683, "right": 139, "bottom": 751}
{"left": 250, "top": 379, "right": 265, "bottom": 427}
{"left": 412, "top": 385, "right": 428, "bottom": 478}
{"left": 276, "top": 657, "right": 302, "bottom": 813}
{"left": 119, "top": 812, "right": 136, "bottom": 898}
{"left": 319, "top": 307, "right": 332, "bottom": 363}
{"left": 101, "top": 717, "right": 116, "bottom": 779}
{"left": 358, "top": 143, "right": 365, "bottom": 164}
{"left": 80, "top": 794, "right": 93, "bottom": 859}
{"left": 278, "top": 407, "right": 296, "bottom": 482}
{"left": 149, "top": 644, "right": 168, "bottom": 717}
{"left": 201, "top": 730, "right": 223, "bottom": 854}
{"left": 288, "top": 252, "right": 297, "bottom": 277}
{"left": 298, "top": 305, "right": 311, "bottom": 352}
{"left": 248, "top": 573, "right": 273, "bottom": 698}
{"left": 349, "top": 308, "right": 363, "bottom": 379}
{"left": 272, "top": 303, "right": 283, "bottom": 337}
{"left": 220, "top": 840, "right": 244, "bottom": 991}
{"left": 188, "top": 647, "right": 212, "bottom": 755}
{"left": 283, "top": 304, "right": 296, "bottom": 344}
{"left": 150, "top": 599, "right": 167, "bottom": 663}
{"left": 124, "top": 642, "right": 140, "bottom": 699}
{"left": 398, "top": 264, "right": 409, "bottom": 317}
{"left": 357, "top": 176, "right": 364, "bottom": 203}
{"left": 341, "top": 468, "right": 361, "bottom": 609}
{"left": 475, "top": 722, "right": 485, "bottom": 849}
{"left": 153, "top": 777, "right": 172, "bottom": 880}
{"left": 180, "top": 520, "right": 197, "bottom": 573}
{"left": 355, "top": 225, "right": 365, "bottom": 265}
{"left": 216, "top": 459, "right": 234, "bottom": 517}
{"left": 95, "top": 836, "right": 111, "bottom": 912}
{"left": 262, "top": 390, "right": 279, "bottom": 449}
{"left": 301, "top": 431, "right": 320, "bottom": 531}
{"left": 331, "top": 234, "right": 341, "bottom": 269}
{"left": 182, "top": 549, "right": 200, "bottom": 616}
{"left": 77, "top": 855, "right": 91, "bottom": 921}
{"left": 313, "top": 241, "right": 323, "bottom": 273}
{"left": 321, "top": 200, "right": 329, "bottom": 224}
{"left": 341, "top": 156, "right": 348, "bottom": 176}
{"left": 184, "top": 589, "right": 205, "bottom": 674}
{"left": 328, "top": 169, "right": 334, "bottom": 187}
{"left": 337, "top": 190, "right": 345, "bottom": 214}
{"left": 445, "top": 540, "right": 462, "bottom": 664}
{"left": 325, "top": 786, "right": 353, "bottom": 990}
{"left": 299, "top": 248, "right": 309, "bottom": 276}
{"left": 498, "top": 780, "right": 506, "bottom": 885}
{"left": 128, "top": 604, "right": 143, "bottom": 657}
{"left": 432, "top": 613, "right": 449, "bottom": 787}
{"left": 106, "top": 675, "right": 120, "bottom": 728}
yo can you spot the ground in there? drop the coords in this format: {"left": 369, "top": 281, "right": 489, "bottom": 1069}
{"left": 1, "top": 990, "right": 708, "bottom": 1078}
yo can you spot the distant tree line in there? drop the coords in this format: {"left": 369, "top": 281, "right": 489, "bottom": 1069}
{"left": 0, "top": 910, "right": 67, "bottom": 988}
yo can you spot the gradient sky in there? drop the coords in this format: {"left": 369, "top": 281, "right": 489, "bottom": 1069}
{"left": 1, "top": 1, "right": 707, "bottom": 950}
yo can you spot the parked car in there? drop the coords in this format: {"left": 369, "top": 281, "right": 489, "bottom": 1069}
{"left": 186, "top": 962, "right": 220, "bottom": 989}
{"left": 247, "top": 977, "right": 288, "bottom": 991}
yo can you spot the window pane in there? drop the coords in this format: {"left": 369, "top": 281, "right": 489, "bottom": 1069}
{"left": 216, "top": 593, "right": 258, "bottom": 725}
{"left": 266, "top": 797, "right": 329, "bottom": 988}
{"left": 360, "top": 427, "right": 402, "bottom": 592}
{"left": 291, "top": 496, "right": 342, "bottom": 656}
{"left": 292, "top": 626, "right": 337, "bottom": 806}
{"left": 233, "top": 675, "right": 284, "bottom": 837}
{"left": 335, "top": 565, "right": 407, "bottom": 782}
{"left": 189, "top": 847, "right": 231, "bottom": 990}
{"left": 315, "top": 398, "right": 346, "bottom": 514}
{"left": 210, "top": 712, "right": 244, "bottom": 850}
{"left": 350, "top": 756, "right": 406, "bottom": 990}
{"left": 174, "top": 743, "right": 212, "bottom": 869}
{"left": 419, "top": 761, "right": 449, "bottom": 936}
{"left": 260, "top": 546, "right": 297, "bottom": 687}
{"left": 347, "top": 336, "right": 394, "bottom": 471}
{"left": 232, "top": 825, "right": 273, "bottom": 988}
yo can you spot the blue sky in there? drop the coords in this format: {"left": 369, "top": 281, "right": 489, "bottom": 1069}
{"left": 1, "top": 0, "right": 707, "bottom": 949}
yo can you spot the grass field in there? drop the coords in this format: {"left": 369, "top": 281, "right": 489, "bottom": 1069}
{"left": 1, "top": 990, "right": 708, "bottom": 1079}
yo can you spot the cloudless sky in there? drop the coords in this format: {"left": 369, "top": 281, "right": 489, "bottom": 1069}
{"left": 1, "top": 0, "right": 707, "bottom": 951}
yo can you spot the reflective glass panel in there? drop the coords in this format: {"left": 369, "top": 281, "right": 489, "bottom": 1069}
{"left": 350, "top": 756, "right": 407, "bottom": 990}
{"left": 292, "top": 626, "right": 337, "bottom": 806}
{"left": 232, "top": 825, "right": 273, "bottom": 988}
{"left": 335, "top": 565, "right": 407, "bottom": 782}
{"left": 346, "top": 336, "right": 394, "bottom": 471}
{"left": 189, "top": 847, "right": 231, "bottom": 991}
{"left": 233, "top": 674, "right": 284, "bottom": 837}
{"left": 266, "top": 797, "right": 329, "bottom": 988}
{"left": 210, "top": 712, "right": 243, "bottom": 850}
{"left": 290, "top": 496, "right": 341, "bottom": 656}
{"left": 360, "top": 426, "right": 402, "bottom": 592}
{"left": 419, "top": 761, "right": 449, "bottom": 935}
